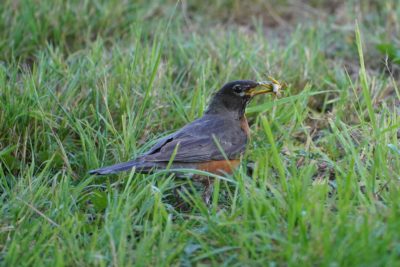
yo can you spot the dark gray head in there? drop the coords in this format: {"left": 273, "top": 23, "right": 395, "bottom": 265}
{"left": 206, "top": 80, "right": 275, "bottom": 118}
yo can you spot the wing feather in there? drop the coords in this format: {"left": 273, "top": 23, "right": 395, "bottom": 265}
{"left": 140, "top": 114, "right": 247, "bottom": 163}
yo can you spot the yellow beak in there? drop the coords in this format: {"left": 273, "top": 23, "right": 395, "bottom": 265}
{"left": 246, "top": 77, "right": 285, "bottom": 97}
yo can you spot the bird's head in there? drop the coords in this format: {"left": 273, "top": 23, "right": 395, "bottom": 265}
{"left": 206, "top": 78, "right": 284, "bottom": 118}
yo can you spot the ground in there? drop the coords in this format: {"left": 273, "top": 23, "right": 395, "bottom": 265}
{"left": 0, "top": 0, "right": 400, "bottom": 266}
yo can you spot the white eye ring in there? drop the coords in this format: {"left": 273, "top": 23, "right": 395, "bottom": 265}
{"left": 233, "top": 84, "right": 241, "bottom": 93}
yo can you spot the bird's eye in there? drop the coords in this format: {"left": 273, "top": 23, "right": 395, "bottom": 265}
{"left": 233, "top": 85, "right": 242, "bottom": 93}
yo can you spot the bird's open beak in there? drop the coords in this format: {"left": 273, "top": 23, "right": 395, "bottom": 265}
{"left": 247, "top": 77, "right": 285, "bottom": 97}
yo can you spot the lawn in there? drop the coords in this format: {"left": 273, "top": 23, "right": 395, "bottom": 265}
{"left": 1, "top": 0, "right": 399, "bottom": 266}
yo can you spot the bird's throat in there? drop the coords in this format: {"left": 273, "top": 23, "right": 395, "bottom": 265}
{"left": 206, "top": 94, "right": 249, "bottom": 119}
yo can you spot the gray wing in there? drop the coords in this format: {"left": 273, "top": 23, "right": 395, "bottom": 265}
{"left": 139, "top": 114, "right": 247, "bottom": 163}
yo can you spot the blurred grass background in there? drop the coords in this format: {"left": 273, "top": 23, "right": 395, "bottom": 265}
{"left": 0, "top": 0, "right": 399, "bottom": 266}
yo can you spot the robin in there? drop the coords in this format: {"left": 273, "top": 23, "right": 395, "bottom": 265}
{"left": 90, "top": 78, "right": 284, "bottom": 202}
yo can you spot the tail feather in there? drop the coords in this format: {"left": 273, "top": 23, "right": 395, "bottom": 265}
{"left": 89, "top": 160, "right": 156, "bottom": 175}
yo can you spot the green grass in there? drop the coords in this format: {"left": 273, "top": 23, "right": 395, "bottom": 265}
{"left": 1, "top": 0, "right": 400, "bottom": 266}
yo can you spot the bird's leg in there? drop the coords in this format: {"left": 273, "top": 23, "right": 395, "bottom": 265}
{"left": 246, "top": 161, "right": 255, "bottom": 177}
{"left": 173, "top": 185, "right": 187, "bottom": 210}
{"left": 201, "top": 177, "right": 214, "bottom": 205}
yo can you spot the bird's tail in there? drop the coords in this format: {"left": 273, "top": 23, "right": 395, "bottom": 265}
{"left": 89, "top": 160, "right": 157, "bottom": 175}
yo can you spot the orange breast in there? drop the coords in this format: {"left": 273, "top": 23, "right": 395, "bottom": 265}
{"left": 240, "top": 115, "right": 250, "bottom": 138}
{"left": 196, "top": 159, "right": 240, "bottom": 174}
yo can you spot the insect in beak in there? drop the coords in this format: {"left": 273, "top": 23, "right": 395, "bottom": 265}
{"left": 247, "top": 77, "right": 286, "bottom": 97}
